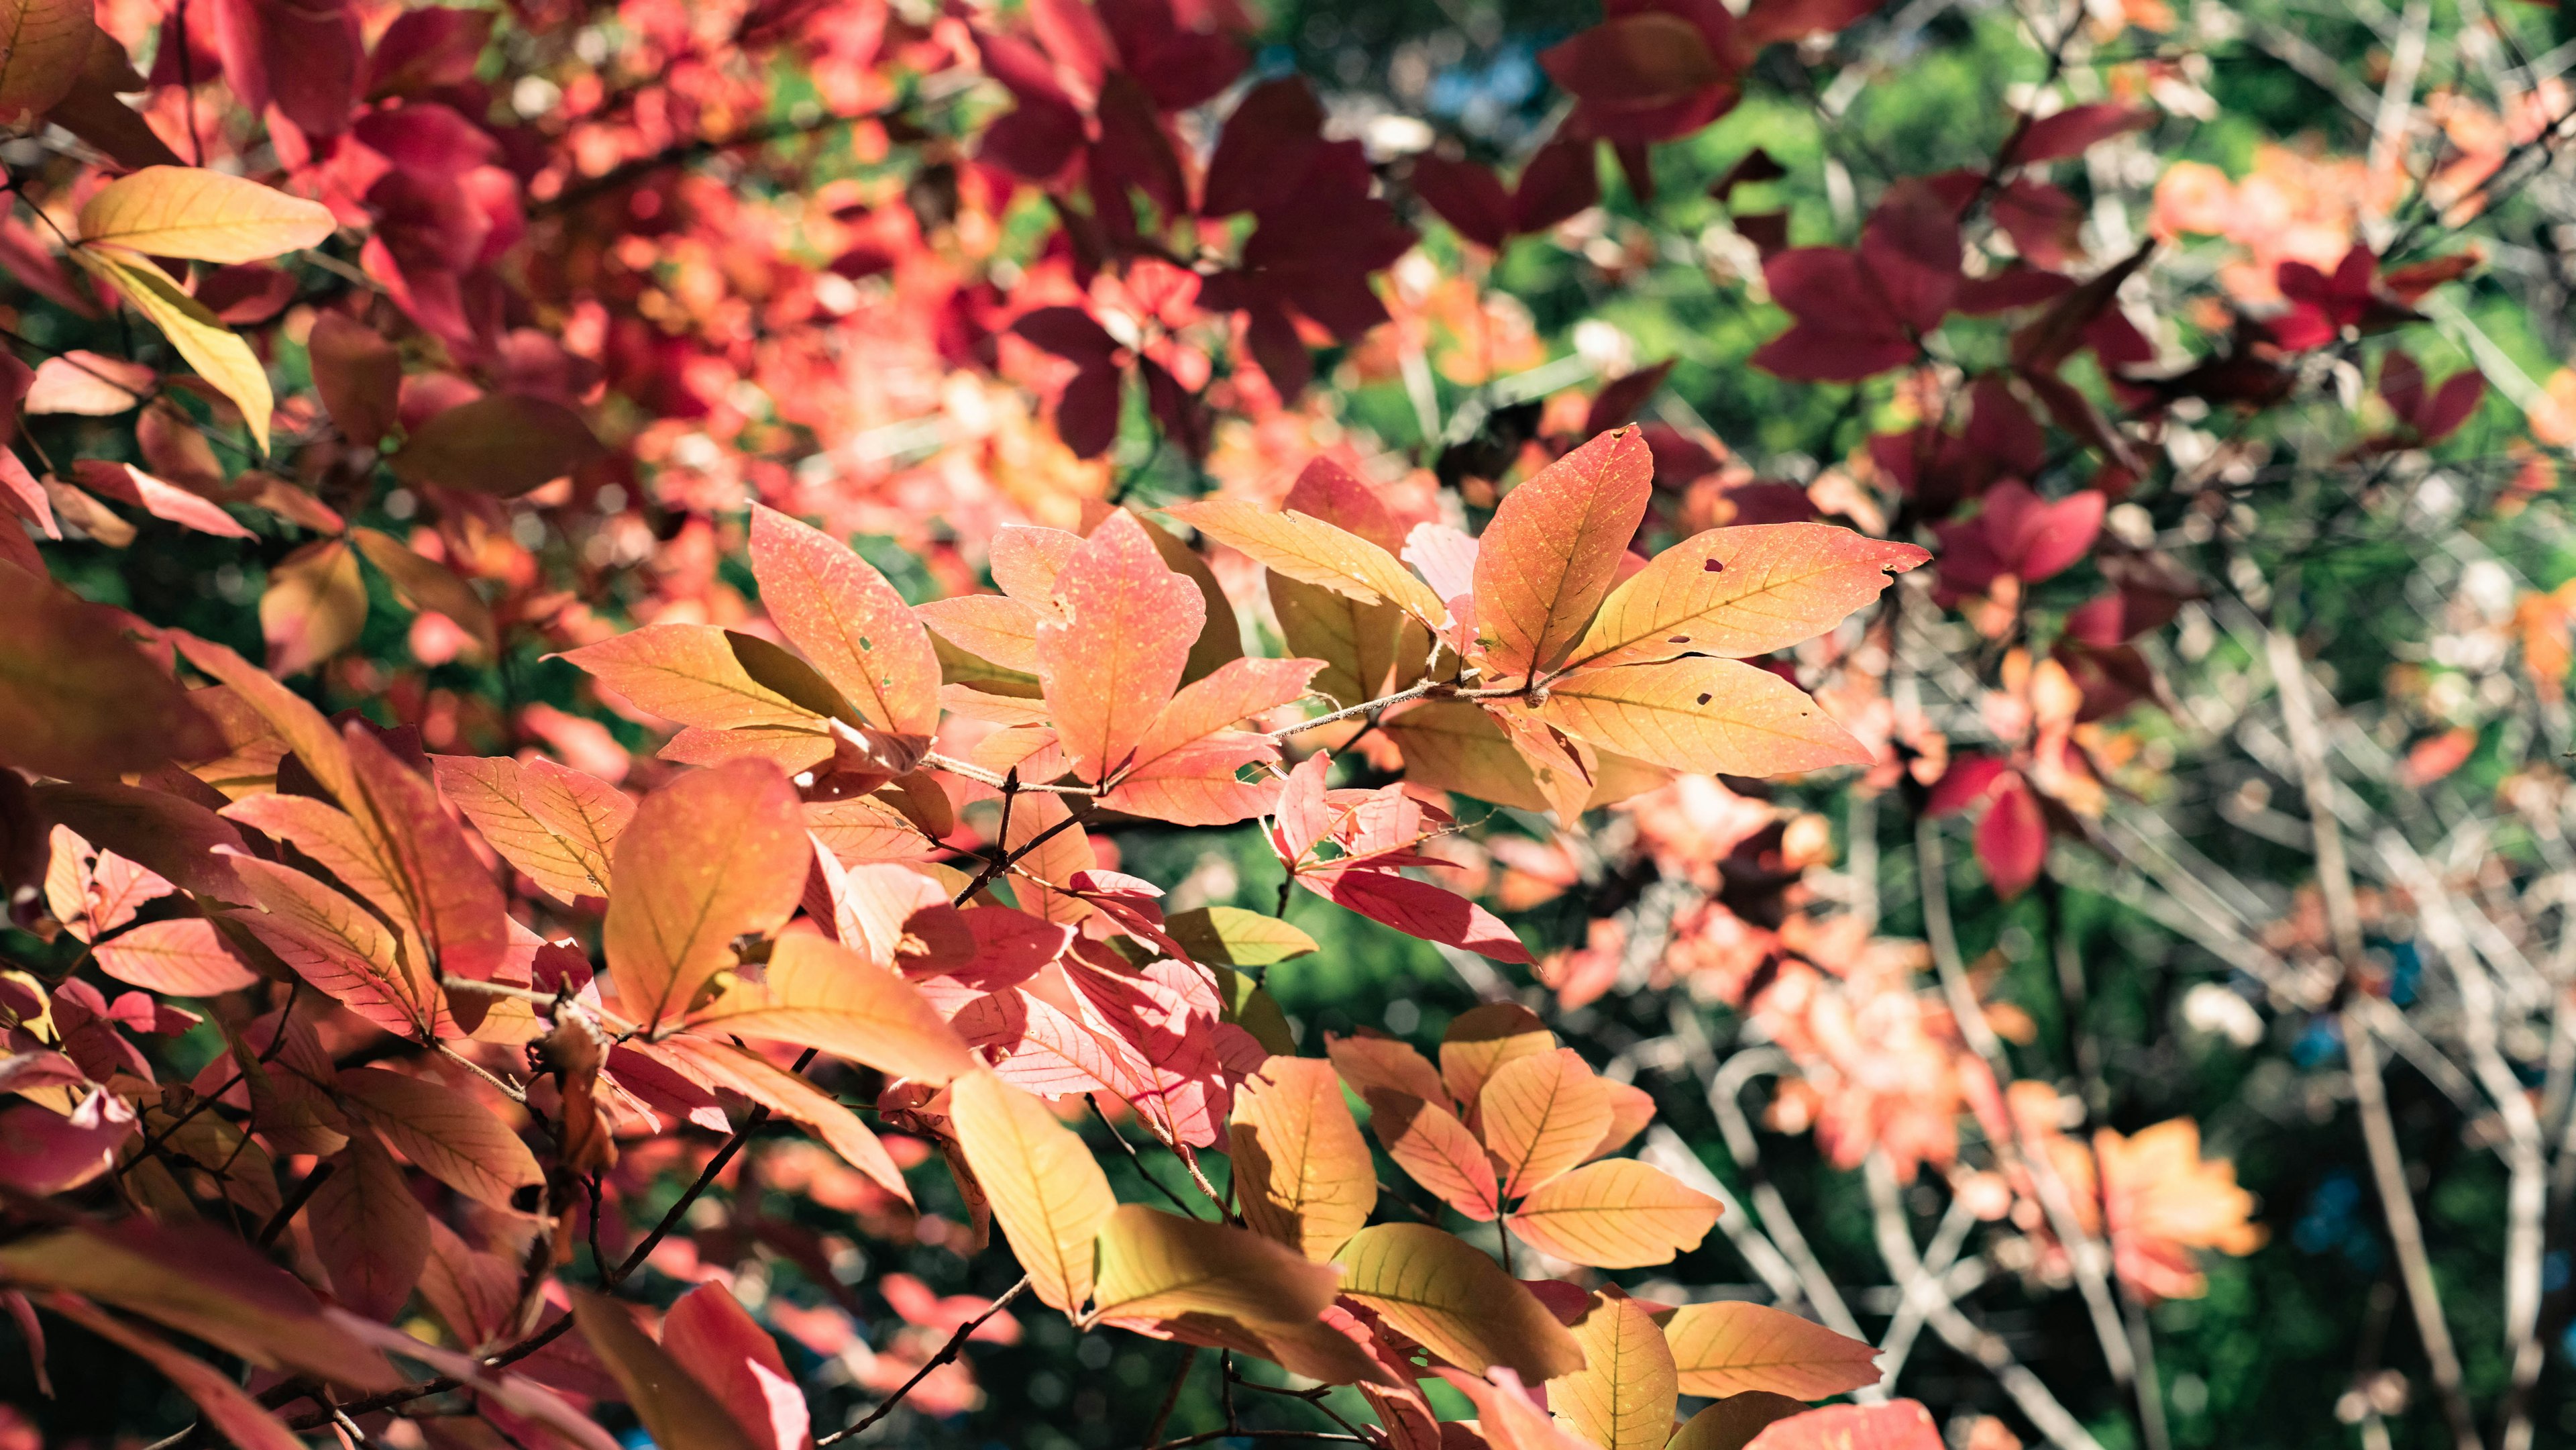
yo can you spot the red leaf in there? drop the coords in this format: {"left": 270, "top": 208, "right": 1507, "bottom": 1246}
{"left": 663, "top": 1283, "right": 810, "bottom": 1450}
{"left": 1746, "top": 1400, "right": 1943, "bottom": 1450}
{"left": 1974, "top": 774, "right": 2047, "bottom": 899}
{"left": 1035, "top": 511, "right": 1203, "bottom": 782}
{"left": 1317, "top": 868, "right": 1531, "bottom": 964}
{"left": 1511, "top": 132, "right": 1601, "bottom": 235}
{"left": 1205, "top": 78, "right": 1326, "bottom": 218}
{"left": 1411, "top": 155, "right": 1512, "bottom": 250}
{"left": 2009, "top": 103, "right": 2156, "bottom": 164}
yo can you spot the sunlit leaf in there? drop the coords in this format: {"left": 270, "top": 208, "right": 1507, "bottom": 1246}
{"left": 1505, "top": 1159, "right": 1722, "bottom": 1268}
{"left": 1440, "top": 1002, "right": 1554, "bottom": 1108}
{"left": 656, "top": 1035, "right": 913, "bottom": 1202}
{"left": 1165, "top": 906, "right": 1316, "bottom": 968}
{"left": 1479, "top": 1047, "right": 1613, "bottom": 1199}
{"left": 72, "top": 248, "right": 276, "bottom": 450}
{"left": 1550, "top": 1292, "right": 1680, "bottom": 1450}
{"left": 1362, "top": 1088, "right": 1500, "bottom": 1222}
{"left": 751, "top": 504, "right": 943, "bottom": 735}
{"left": 1536, "top": 658, "right": 1869, "bottom": 777}
{"left": 1167, "top": 497, "right": 1450, "bottom": 633}
{"left": 1090, "top": 1203, "right": 1342, "bottom": 1326}
{"left": 1230, "top": 1056, "right": 1375, "bottom": 1261}
{"left": 91, "top": 918, "right": 260, "bottom": 996}
{"left": 948, "top": 1068, "right": 1118, "bottom": 1316}
{"left": 1036, "top": 511, "right": 1203, "bottom": 782}
{"left": 603, "top": 759, "right": 809, "bottom": 1027}
{"left": 78, "top": 167, "right": 337, "bottom": 263}
{"left": 1568, "top": 524, "right": 1929, "bottom": 672}
{"left": 1741, "top": 1401, "right": 1941, "bottom": 1450}
{"left": 1663, "top": 1301, "right": 1883, "bottom": 1399}
{"left": 685, "top": 933, "right": 977, "bottom": 1085}
{"left": 1471, "top": 427, "right": 1653, "bottom": 683}
{"left": 1332, "top": 1223, "right": 1583, "bottom": 1380}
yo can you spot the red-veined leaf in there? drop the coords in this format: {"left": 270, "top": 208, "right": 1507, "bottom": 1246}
{"left": 91, "top": 918, "right": 260, "bottom": 995}
{"left": 1362, "top": 1088, "right": 1500, "bottom": 1221}
{"left": 335, "top": 1066, "right": 543, "bottom": 1211}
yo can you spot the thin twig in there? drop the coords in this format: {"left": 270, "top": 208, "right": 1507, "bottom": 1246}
{"left": 815, "top": 1276, "right": 1030, "bottom": 1446}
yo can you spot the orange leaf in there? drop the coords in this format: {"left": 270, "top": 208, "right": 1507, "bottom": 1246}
{"left": 306, "top": 314, "right": 400, "bottom": 448}
{"left": 560, "top": 623, "right": 834, "bottom": 733}
{"left": 223, "top": 856, "right": 445, "bottom": 1039}
{"left": 571, "top": 1290, "right": 763, "bottom": 1450}
{"left": 1471, "top": 427, "right": 1652, "bottom": 682}
{"left": 805, "top": 793, "right": 932, "bottom": 864}
{"left": 1440, "top": 1002, "right": 1555, "bottom": 1108}
{"left": 1362, "top": 1088, "right": 1500, "bottom": 1221}
{"left": 918, "top": 593, "right": 1044, "bottom": 673}
{"left": 1568, "top": 524, "right": 1929, "bottom": 672}
{"left": 990, "top": 523, "right": 1085, "bottom": 607}
{"left": 1091, "top": 1203, "right": 1342, "bottom": 1327}
{"left": 1591, "top": 1079, "right": 1657, "bottom": 1161}
{"left": 433, "top": 754, "right": 633, "bottom": 904}
{"left": 1551, "top": 1292, "right": 1680, "bottom": 1450}
{"left": 1663, "top": 1301, "right": 1883, "bottom": 1399}
{"left": 1230, "top": 1056, "right": 1376, "bottom": 1261}
{"left": 1743, "top": 1402, "right": 1941, "bottom": 1450}
{"left": 0, "top": 569, "right": 221, "bottom": 780}
{"left": 339, "top": 724, "right": 511, "bottom": 985}
{"left": 0, "top": 0, "right": 93, "bottom": 123}
{"left": 1504, "top": 1159, "right": 1721, "bottom": 1268}
{"left": 1434, "top": 1367, "right": 1597, "bottom": 1450}
{"left": 1325, "top": 1030, "right": 1449, "bottom": 1107}
{"left": 388, "top": 394, "right": 604, "bottom": 498}
{"left": 91, "top": 917, "right": 260, "bottom": 995}
{"left": 1036, "top": 511, "right": 1203, "bottom": 782}
{"left": 1536, "top": 658, "right": 1868, "bottom": 776}
{"left": 172, "top": 632, "right": 356, "bottom": 802}
{"left": 1480, "top": 1047, "right": 1613, "bottom": 1198}
{"left": 947, "top": 1068, "right": 1116, "bottom": 1315}
{"left": 77, "top": 166, "right": 336, "bottom": 263}
{"left": 751, "top": 504, "right": 942, "bottom": 736}
{"left": 1131, "top": 507, "right": 1246, "bottom": 685}
{"left": 1333, "top": 1223, "right": 1584, "bottom": 1380}
{"left": 1167, "top": 497, "right": 1449, "bottom": 633}
{"left": 335, "top": 1066, "right": 543, "bottom": 1211}
{"left": 657, "top": 1035, "right": 912, "bottom": 1203}
{"left": 603, "top": 759, "right": 809, "bottom": 1027}
{"left": 1668, "top": 1393, "right": 1811, "bottom": 1450}
{"left": 684, "top": 933, "right": 977, "bottom": 1085}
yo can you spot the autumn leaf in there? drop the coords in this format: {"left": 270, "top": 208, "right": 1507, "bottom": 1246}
{"left": 602, "top": 759, "right": 810, "bottom": 1027}
{"left": 1317, "top": 869, "right": 1532, "bottom": 964}
{"left": 1037, "top": 511, "right": 1204, "bottom": 782}
{"left": 1230, "top": 1056, "right": 1376, "bottom": 1261}
{"left": 78, "top": 167, "right": 337, "bottom": 263}
{"left": 339, "top": 723, "right": 512, "bottom": 985}
{"left": 352, "top": 527, "right": 498, "bottom": 656}
{"left": 307, "top": 313, "right": 401, "bottom": 448}
{"left": 948, "top": 1069, "right": 1118, "bottom": 1316}
{"left": 389, "top": 394, "right": 606, "bottom": 497}
{"left": 0, "top": 566, "right": 221, "bottom": 780}
{"left": 223, "top": 856, "right": 445, "bottom": 1039}
{"left": 684, "top": 933, "right": 977, "bottom": 1085}
{"left": 0, "top": 0, "right": 93, "bottom": 122}
{"left": 335, "top": 1066, "right": 544, "bottom": 1211}
{"left": 1440, "top": 1002, "right": 1556, "bottom": 1107}
{"left": 1504, "top": 1159, "right": 1722, "bottom": 1267}
{"left": 1568, "top": 524, "right": 1930, "bottom": 672}
{"left": 1668, "top": 1392, "right": 1811, "bottom": 1450}
{"left": 1663, "top": 1300, "right": 1883, "bottom": 1399}
{"left": 1537, "top": 658, "right": 1869, "bottom": 776}
{"left": 1326, "top": 1031, "right": 1449, "bottom": 1106}
{"left": 433, "top": 753, "right": 633, "bottom": 904}
{"left": 1471, "top": 427, "right": 1653, "bottom": 683}
{"left": 1479, "top": 1047, "right": 1614, "bottom": 1198}
{"left": 71, "top": 248, "right": 277, "bottom": 450}
{"left": 1362, "top": 1088, "right": 1501, "bottom": 1221}
{"left": 919, "top": 593, "right": 1046, "bottom": 674}
{"left": 1167, "top": 497, "right": 1450, "bottom": 632}
{"left": 1332, "top": 1223, "right": 1584, "bottom": 1380}
{"left": 308, "top": 1130, "right": 430, "bottom": 1322}
{"left": 91, "top": 918, "right": 261, "bottom": 995}
{"left": 260, "top": 539, "right": 367, "bottom": 676}
{"left": 751, "top": 504, "right": 943, "bottom": 735}
{"left": 1741, "top": 1401, "right": 1942, "bottom": 1450}
{"left": 560, "top": 623, "right": 836, "bottom": 734}
{"left": 663, "top": 1283, "right": 810, "bottom": 1450}
{"left": 1090, "top": 1203, "right": 1342, "bottom": 1327}
{"left": 1552, "top": 1292, "right": 1680, "bottom": 1450}
{"left": 572, "top": 1290, "right": 765, "bottom": 1450}
{"left": 1165, "top": 906, "right": 1316, "bottom": 967}
{"left": 656, "top": 1035, "right": 913, "bottom": 1202}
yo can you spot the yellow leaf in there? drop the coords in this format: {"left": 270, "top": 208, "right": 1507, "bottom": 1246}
{"left": 684, "top": 933, "right": 977, "bottom": 1085}
{"left": 1551, "top": 1293, "right": 1679, "bottom": 1450}
{"left": 1566, "top": 524, "right": 1929, "bottom": 673}
{"left": 1166, "top": 498, "right": 1450, "bottom": 633}
{"left": 570, "top": 1290, "right": 762, "bottom": 1450}
{"left": 73, "top": 248, "right": 276, "bottom": 450}
{"left": 559, "top": 623, "right": 833, "bottom": 734}
{"left": 78, "top": 166, "right": 337, "bottom": 263}
{"left": 1537, "top": 658, "right": 1869, "bottom": 777}
{"left": 1230, "top": 1057, "right": 1377, "bottom": 1261}
{"left": 1505, "top": 1159, "right": 1722, "bottom": 1269}
{"left": 1481, "top": 1047, "right": 1613, "bottom": 1199}
{"left": 259, "top": 539, "right": 367, "bottom": 678}
{"left": 918, "top": 593, "right": 1044, "bottom": 674}
{"left": 1091, "top": 1203, "right": 1342, "bottom": 1327}
{"left": 1332, "top": 1223, "right": 1584, "bottom": 1381}
{"left": 1439, "top": 1001, "right": 1556, "bottom": 1108}
{"left": 1662, "top": 1301, "right": 1883, "bottom": 1400}
{"left": 948, "top": 1068, "right": 1116, "bottom": 1315}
